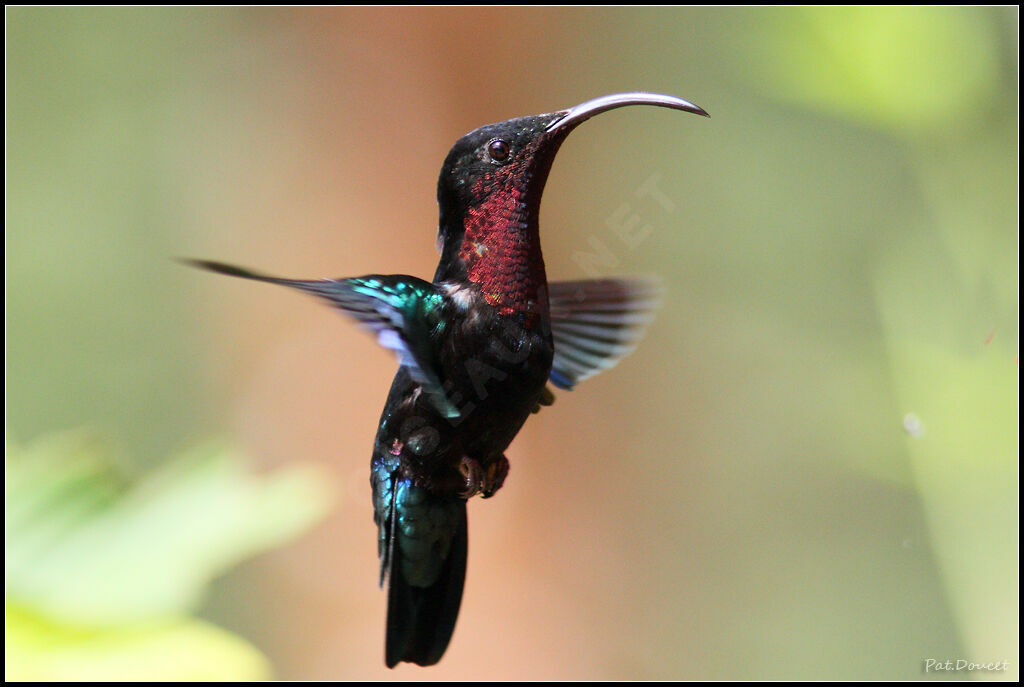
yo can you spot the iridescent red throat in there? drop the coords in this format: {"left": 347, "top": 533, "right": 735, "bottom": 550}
{"left": 458, "top": 169, "right": 548, "bottom": 318}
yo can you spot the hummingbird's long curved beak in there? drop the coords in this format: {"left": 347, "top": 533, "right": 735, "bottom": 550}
{"left": 546, "top": 92, "right": 709, "bottom": 133}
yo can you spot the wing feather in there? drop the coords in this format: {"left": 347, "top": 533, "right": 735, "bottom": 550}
{"left": 548, "top": 277, "right": 662, "bottom": 390}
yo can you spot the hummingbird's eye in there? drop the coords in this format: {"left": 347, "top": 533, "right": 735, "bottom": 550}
{"left": 487, "top": 139, "right": 510, "bottom": 162}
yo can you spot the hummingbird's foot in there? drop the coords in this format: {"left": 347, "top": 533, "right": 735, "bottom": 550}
{"left": 481, "top": 454, "right": 509, "bottom": 499}
{"left": 531, "top": 386, "right": 556, "bottom": 414}
{"left": 457, "top": 454, "right": 509, "bottom": 499}
{"left": 458, "top": 456, "right": 486, "bottom": 498}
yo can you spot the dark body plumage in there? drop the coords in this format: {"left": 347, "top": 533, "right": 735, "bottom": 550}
{"left": 370, "top": 285, "right": 553, "bottom": 667}
{"left": 187, "top": 93, "right": 707, "bottom": 668}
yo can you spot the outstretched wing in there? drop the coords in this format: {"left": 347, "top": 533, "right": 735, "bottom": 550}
{"left": 547, "top": 278, "right": 662, "bottom": 390}
{"left": 185, "top": 259, "right": 460, "bottom": 418}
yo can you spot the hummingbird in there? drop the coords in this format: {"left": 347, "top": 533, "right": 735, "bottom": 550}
{"left": 187, "top": 92, "right": 708, "bottom": 668}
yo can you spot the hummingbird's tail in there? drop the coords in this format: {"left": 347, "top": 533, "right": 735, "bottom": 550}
{"left": 382, "top": 482, "right": 467, "bottom": 668}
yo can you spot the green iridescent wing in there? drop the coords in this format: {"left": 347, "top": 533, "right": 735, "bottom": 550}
{"left": 186, "top": 260, "right": 459, "bottom": 418}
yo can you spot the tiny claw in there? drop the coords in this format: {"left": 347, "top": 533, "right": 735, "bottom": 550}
{"left": 458, "top": 456, "right": 485, "bottom": 498}
{"left": 482, "top": 454, "right": 509, "bottom": 499}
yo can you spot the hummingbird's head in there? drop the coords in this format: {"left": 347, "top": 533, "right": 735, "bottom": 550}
{"left": 433, "top": 93, "right": 708, "bottom": 309}
{"left": 437, "top": 93, "right": 707, "bottom": 227}
{"left": 436, "top": 112, "right": 566, "bottom": 218}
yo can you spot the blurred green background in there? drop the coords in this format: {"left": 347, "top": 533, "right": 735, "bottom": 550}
{"left": 6, "top": 6, "right": 1018, "bottom": 680}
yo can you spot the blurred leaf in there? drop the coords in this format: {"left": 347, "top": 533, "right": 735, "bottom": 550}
{"left": 879, "top": 336, "right": 1018, "bottom": 676}
{"left": 5, "top": 430, "right": 334, "bottom": 625}
{"left": 5, "top": 603, "right": 270, "bottom": 681}
{"left": 874, "top": 216, "right": 1018, "bottom": 676}
{"left": 745, "top": 7, "right": 1001, "bottom": 137}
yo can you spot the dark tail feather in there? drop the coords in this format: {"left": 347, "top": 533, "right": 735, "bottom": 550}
{"left": 385, "top": 501, "right": 468, "bottom": 668}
